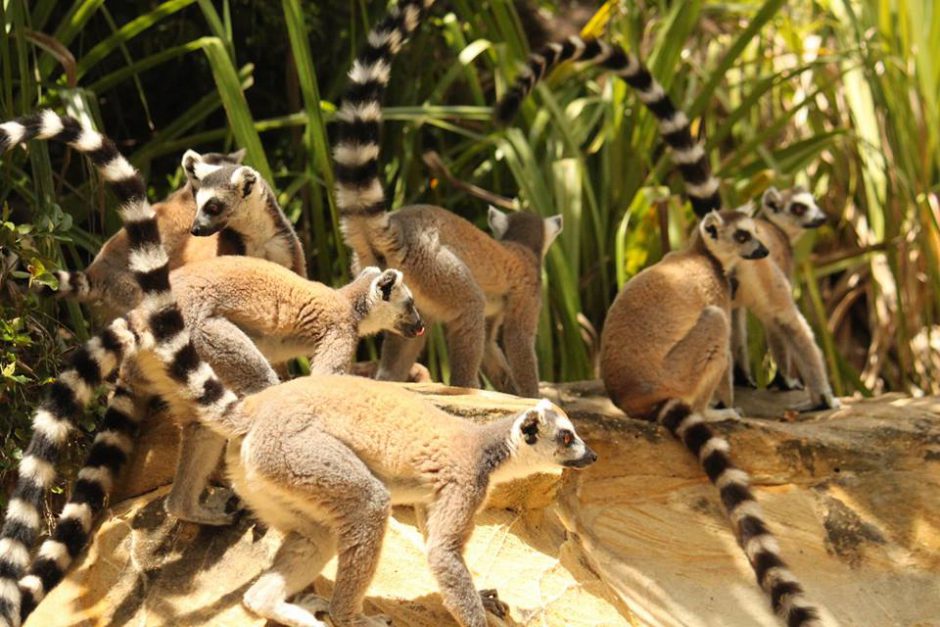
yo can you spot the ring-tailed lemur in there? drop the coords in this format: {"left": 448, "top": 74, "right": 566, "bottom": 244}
{"left": 332, "top": 0, "right": 565, "bottom": 397}
{"left": 19, "top": 129, "right": 305, "bottom": 323}
{"left": 13, "top": 258, "right": 422, "bottom": 620}
{"left": 495, "top": 35, "right": 721, "bottom": 218}
{"left": 600, "top": 210, "right": 822, "bottom": 626}
{"left": 732, "top": 187, "right": 838, "bottom": 410}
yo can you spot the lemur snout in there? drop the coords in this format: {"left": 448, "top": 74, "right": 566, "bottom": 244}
{"left": 805, "top": 216, "right": 827, "bottom": 228}
{"left": 747, "top": 243, "right": 770, "bottom": 259}
{"left": 563, "top": 445, "right": 598, "bottom": 469}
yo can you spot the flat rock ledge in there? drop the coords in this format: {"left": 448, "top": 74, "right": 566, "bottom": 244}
{"left": 26, "top": 382, "right": 940, "bottom": 626}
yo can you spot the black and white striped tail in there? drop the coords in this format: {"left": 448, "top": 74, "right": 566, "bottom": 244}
{"left": 332, "top": 0, "right": 436, "bottom": 243}
{"left": 0, "top": 110, "right": 228, "bottom": 625}
{"left": 495, "top": 36, "right": 721, "bottom": 218}
{"left": 0, "top": 319, "right": 137, "bottom": 627}
{"left": 17, "top": 385, "right": 142, "bottom": 619}
{"left": 658, "top": 400, "right": 820, "bottom": 627}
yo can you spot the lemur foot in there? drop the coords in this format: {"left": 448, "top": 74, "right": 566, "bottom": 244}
{"left": 292, "top": 593, "right": 330, "bottom": 615}
{"left": 793, "top": 391, "right": 841, "bottom": 413}
{"left": 733, "top": 365, "right": 757, "bottom": 389}
{"left": 703, "top": 407, "right": 743, "bottom": 421}
{"left": 164, "top": 497, "right": 237, "bottom": 526}
{"left": 244, "top": 593, "right": 327, "bottom": 627}
{"left": 347, "top": 614, "right": 393, "bottom": 627}
{"left": 768, "top": 371, "right": 804, "bottom": 392}
{"left": 480, "top": 589, "right": 510, "bottom": 619}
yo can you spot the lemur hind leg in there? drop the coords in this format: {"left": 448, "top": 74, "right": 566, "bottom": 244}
{"left": 662, "top": 305, "right": 732, "bottom": 411}
{"left": 376, "top": 332, "right": 427, "bottom": 382}
{"left": 444, "top": 306, "right": 486, "bottom": 389}
{"left": 243, "top": 530, "right": 335, "bottom": 627}
{"left": 264, "top": 431, "right": 392, "bottom": 627}
{"left": 731, "top": 307, "right": 757, "bottom": 388}
{"left": 166, "top": 316, "right": 281, "bottom": 525}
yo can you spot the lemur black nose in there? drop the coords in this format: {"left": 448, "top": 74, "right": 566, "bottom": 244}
{"left": 190, "top": 225, "right": 204, "bottom": 236}
{"left": 748, "top": 244, "right": 770, "bottom": 260}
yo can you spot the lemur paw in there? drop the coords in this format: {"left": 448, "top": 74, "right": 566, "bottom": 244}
{"left": 793, "top": 392, "right": 841, "bottom": 413}
{"left": 480, "top": 589, "right": 510, "bottom": 619}
{"left": 165, "top": 499, "right": 238, "bottom": 526}
{"left": 733, "top": 366, "right": 757, "bottom": 389}
{"left": 292, "top": 593, "right": 330, "bottom": 615}
{"left": 769, "top": 371, "right": 804, "bottom": 392}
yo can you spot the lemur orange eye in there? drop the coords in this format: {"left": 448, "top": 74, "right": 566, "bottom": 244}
{"left": 734, "top": 230, "right": 752, "bottom": 243}
{"left": 560, "top": 430, "right": 574, "bottom": 447}
{"left": 790, "top": 202, "right": 807, "bottom": 216}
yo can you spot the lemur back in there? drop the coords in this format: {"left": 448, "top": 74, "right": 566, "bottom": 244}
{"left": 730, "top": 187, "right": 839, "bottom": 410}
{"left": 600, "top": 211, "right": 822, "bottom": 626}
{"left": 332, "top": 0, "right": 562, "bottom": 397}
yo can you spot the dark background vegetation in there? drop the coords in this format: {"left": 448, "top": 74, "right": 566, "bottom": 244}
{"left": 2, "top": 0, "right": 938, "bottom": 491}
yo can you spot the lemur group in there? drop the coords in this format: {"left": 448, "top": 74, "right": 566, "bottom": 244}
{"left": 0, "top": 1, "right": 841, "bottom": 626}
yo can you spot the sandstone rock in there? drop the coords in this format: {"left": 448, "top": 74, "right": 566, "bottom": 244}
{"left": 26, "top": 383, "right": 940, "bottom": 626}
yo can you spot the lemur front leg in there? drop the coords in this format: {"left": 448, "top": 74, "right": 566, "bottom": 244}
{"left": 425, "top": 489, "right": 494, "bottom": 627}
{"left": 308, "top": 331, "right": 358, "bottom": 376}
{"left": 501, "top": 292, "right": 541, "bottom": 398}
{"left": 766, "top": 326, "right": 803, "bottom": 391}
{"left": 730, "top": 307, "right": 757, "bottom": 388}
{"left": 166, "top": 316, "right": 281, "bottom": 525}
{"left": 771, "top": 309, "right": 840, "bottom": 411}
{"left": 376, "top": 332, "right": 428, "bottom": 382}
{"left": 443, "top": 292, "right": 487, "bottom": 389}
{"left": 480, "top": 314, "right": 519, "bottom": 394}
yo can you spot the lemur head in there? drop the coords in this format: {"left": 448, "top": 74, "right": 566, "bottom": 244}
{"left": 487, "top": 206, "right": 564, "bottom": 258}
{"left": 761, "top": 186, "right": 828, "bottom": 241}
{"left": 356, "top": 267, "right": 424, "bottom": 339}
{"left": 699, "top": 209, "right": 769, "bottom": 270}
{"left": 502, "top": 399, "right": 596, "bottom": 480}
{"left": 182, "top": 149, "right": 263, "bottom": 237}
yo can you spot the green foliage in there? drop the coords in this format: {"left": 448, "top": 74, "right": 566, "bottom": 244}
{"left": 1, "top": 0, "right": 939, "bottom": 478}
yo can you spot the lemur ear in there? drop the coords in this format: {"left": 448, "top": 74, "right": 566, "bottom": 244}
{"left": 488, "top": 205, "right": 510, "bottom": 239}
{"left": 739, "top": 201, "right": 758, "bottom": 218}
{"left": 232, "top": 167, "right": 258, "bottom": 198}
{"left": 700, "top": 210, "right": 723, "bottom": 240}
{"left": 227, "top": 147, "right": 247, "bottom": 164}
{"left": 374, "top": 269, "right": 400, "bottom": 301}
{"left": 543, "top": 215, "right": 563, "bottom": 251}
{"left": 519, "top": 410, "right": 541, "bottom": 445}
{"left": 762, "top": 186, "right": 782, "bottom": 212}
{"left": 182, "top": 150, "right": 204, "bottom": 182}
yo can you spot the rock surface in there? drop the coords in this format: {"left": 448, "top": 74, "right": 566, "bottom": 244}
{"left": 26, "top": 382, "right": 940, "bottom": 626}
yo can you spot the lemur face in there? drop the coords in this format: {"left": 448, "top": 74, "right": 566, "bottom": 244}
{"left": 182, "top": 149, "right": 259, "bottom": 237}
{"left": 487, "top": 206, "right": 564, "bottom": 258}
{"left": 513, "top": 399, "right": 597, "bottom": 471}
{"left": 762, "top": 186, "right": 828, "bottom": 239}
{"left": 359, "top": 268, "right": 425, "bottom": 339}
{"left": 700, "top": 210, "right": 769, "bottom": 269}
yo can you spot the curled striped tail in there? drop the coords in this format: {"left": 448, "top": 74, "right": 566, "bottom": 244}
{"left": 495, "top": 36, "right": 721, "bottom": 218}
{"left": 332, "top": 0, "right": 436, "bottom": 246}
{"left": 657, "top": 400, "right": 820, "bottom": 626}
{"left": 35, "top": 270, "right": 98, "bottom": 303}
{"left": 17, "top": 384, "right": 142, "bottom": 620}
{"left": 1, "top": 109, "right": 189, "bottom": 626}
{"left": 0, "top": 319, "right": 138, "bottom": 627}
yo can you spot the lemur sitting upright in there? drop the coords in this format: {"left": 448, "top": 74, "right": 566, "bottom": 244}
{"left": 332, "top": 0, "right": 563, "bottom": 397}
{"left": 731, "top": 186, "right": 838, "bottom": 410}
{"left": 7, "top": 113, "right": 306, "bottom": 321}
{"left": 600, "top": 210, "right": 822, "bottom": 626}
{"left": 0, "top": 107, "right": 423, "bottom": 623}
{"left": 497, "top": 36, "right": 839, "bottom": 411}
